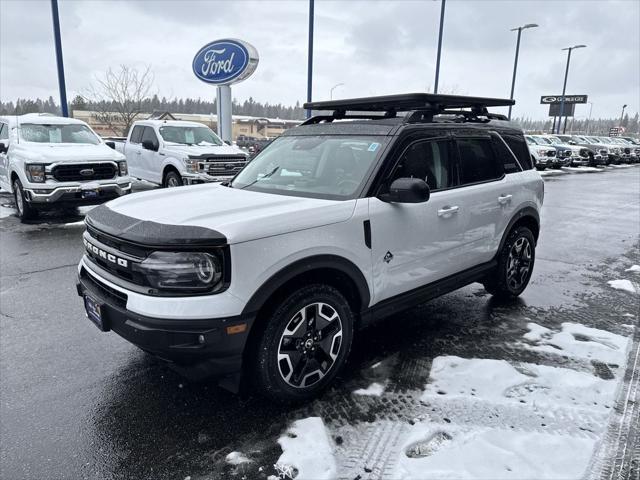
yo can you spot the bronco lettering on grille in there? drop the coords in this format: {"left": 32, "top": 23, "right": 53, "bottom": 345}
{"left": 83, "top": 238, "right": 128, "bottom": 268}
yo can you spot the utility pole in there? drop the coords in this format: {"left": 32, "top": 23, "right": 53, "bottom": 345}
{"left": 51, "top": 0, "right": 68, "bottom": 117}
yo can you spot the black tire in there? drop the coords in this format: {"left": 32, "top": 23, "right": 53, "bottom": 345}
{"left": 163, "top": 170, "right": 183, "bottom": 188}
{"left": 483, "top": 226, "right": 536, "bottom": 298}
{"left": 535, "top": 165, "right": 546, "bottom": 171}
{"left": 12, "top": 178, "right": 38, "bottom": 222}
{"left": 252, "top": 284, "right": 354, "bottom": 403}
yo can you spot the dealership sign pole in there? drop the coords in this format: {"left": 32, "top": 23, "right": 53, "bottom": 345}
{"left": 192, "top": 39, "right": 259, "bottom": 143}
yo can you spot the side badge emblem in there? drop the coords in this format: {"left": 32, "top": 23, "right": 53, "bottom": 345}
{"left": 383, "top": 251, "right": 394, "bottom": 264}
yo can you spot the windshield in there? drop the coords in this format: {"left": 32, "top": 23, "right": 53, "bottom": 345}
{"left": 545, "top": 136, "right": 562, "bottom": 145}
{"left": 532, "top": 136, "right": 552, "bottom": 145}
{"left": 19, "top": 123, "right": 100, "bottom": 144}
{"left": 230, "top": 135, "right": 388, "bottom": 200}
{"left": 159, "top": 125, "right": 223, "bottom": 146}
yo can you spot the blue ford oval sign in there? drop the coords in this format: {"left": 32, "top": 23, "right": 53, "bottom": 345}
{"left": 192, "top": 39, "right": 259, "bottom": 85}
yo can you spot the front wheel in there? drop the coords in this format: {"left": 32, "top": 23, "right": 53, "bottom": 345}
{"left": 163, "top": 171, "right": 183, "bottom": 188}
{"left": 484, "top": 226, "right": 536, "bottom": 298}
{"left": 252, "top": 284, "right": 354, "bottom": 403}
{"left": 13, "top": 179, "right": 38, "bottom": 222}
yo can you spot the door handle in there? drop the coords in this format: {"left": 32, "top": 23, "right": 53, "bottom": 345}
{"left": 498, "top": 194, "right": 512, "bottom": 205}
{"left": 437, "top": 205, "right": 459, "bottom": 217}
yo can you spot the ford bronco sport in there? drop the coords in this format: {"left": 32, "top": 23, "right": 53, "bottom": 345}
{"left": 77, "top": 94, "right": 543, "bottom": 402}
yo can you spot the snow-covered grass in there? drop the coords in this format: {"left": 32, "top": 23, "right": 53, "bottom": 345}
{"left": 422, "top": 355, "right": 618, "bottom": 411}
{"left": 522, "top": 322, "right": 630, "bottom": 365}
{"left": 394, "top": 423, "right": 595, "bottom": 480}
{"left": 607, "top": 279, "right": 638, "bottom": 294}
{"left": 625, "top": 264, "right": 640, "bottom": 273}
{"left": 275, "top": 417, "right": 336, "bottom": 480}
{"left": 353, "top": 381, "right": 386, "bottom": 397}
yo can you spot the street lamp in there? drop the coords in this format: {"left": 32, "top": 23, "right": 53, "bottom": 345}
{"left": 620, "top": 104, "right": 628, "bottom": 126}
{"left": 508, "top": 23, "right": 538, "bottom": 120}
{"left": 50, "top": 0, "right": 68, "bottom": 117}
{"left": 306, "top": 0, "right": 315, "bottom": 118}
{"left": 557, "top": 44, "right": 587, "bottom": 134}
{"left": 330, "top": 83, "right": 345, "bottom": 100}
{"left": 586, "top": 101, "right": 594, "bottom": 134}
{"left": 433, "top": 0, "right": 446, "bottom": 94}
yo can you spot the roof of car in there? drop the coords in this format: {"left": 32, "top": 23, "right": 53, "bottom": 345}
{"left": 0, "top": 114, "right": 88, "bottom": 126}
{"left": 135, "top": 120, "right": 209, "bottom": 128}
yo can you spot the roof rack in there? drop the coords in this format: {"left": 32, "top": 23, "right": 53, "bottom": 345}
{"left": 301, "top": 93, "right": 514, "bottom": 125}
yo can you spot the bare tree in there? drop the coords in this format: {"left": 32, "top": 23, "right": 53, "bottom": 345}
{"left": 85, "top": 65, "right": 155, "bottom": 136}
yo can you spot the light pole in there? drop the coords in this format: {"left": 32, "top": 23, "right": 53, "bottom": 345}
{"left": 620, "top": 104, "right": 627, "bottom": 127}
{"left": 586, "top": 101, "right": 594, "bottom": 134}
{"left": 306, "top": 0, "right": 315, "bottom": 118}
{"left": 433, "top": 0, "right": 446, "bottom": 94}
{"left": 508, "top": 23, "right": 538, "bottom": 120}
{"left": 556, "top": 44, "right": 586, "bottom": 134}
{"left": 50, "top": 0, "right": 68, "bottom": 117}
{"left": 330, "top": 83, "right": 344, "bottom": 100}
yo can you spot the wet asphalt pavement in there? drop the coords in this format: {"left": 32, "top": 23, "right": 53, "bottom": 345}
{"left": 1, "top": 167, "right": 639, "bottom": 480}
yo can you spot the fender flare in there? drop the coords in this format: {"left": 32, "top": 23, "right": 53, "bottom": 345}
{"left": 498, "top": 207, "right": 540, "bottom": 253}
{"left": 241, "top": 254, "right": 371, "bottom": 317}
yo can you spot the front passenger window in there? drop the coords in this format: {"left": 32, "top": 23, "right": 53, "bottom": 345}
{"left": 390, "top": 140, "right": 454, "bottom": 191}
{"left": 457, "top": 138, "right": 503, "bottom": 185}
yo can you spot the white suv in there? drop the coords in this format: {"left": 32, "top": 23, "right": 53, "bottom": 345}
{"left": 76, "top": 94, "right": 543, "bottom": 402}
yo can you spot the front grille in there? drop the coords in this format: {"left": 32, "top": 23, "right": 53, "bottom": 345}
{"left": 560, "top": 149, "right": 572, "bottom": 158}
{"left": 52, "top": 163, "right": 116, "bottom": 182}
{"left": 546, "top": 150, "right": 556, "bottom": 157}
{"left": 81, "top": 267, "right": 128, "bottom": 308}
{"left": 191, "top": 155, "right": 247, "bottom": 177}
{"left": 207, "top": 161, "right": 246, "bottom": 176}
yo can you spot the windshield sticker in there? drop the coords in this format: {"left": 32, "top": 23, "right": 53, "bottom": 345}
{"left": 185, "top": 130, "right": 195, "bottom": 144}
{"left": 368, "top": 142, "right": 380, "bottom": 152}
{"left": 49, "top": 128, "right": 62, "bottom": 143}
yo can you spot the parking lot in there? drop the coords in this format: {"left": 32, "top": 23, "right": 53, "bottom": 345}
{"left": 0, "top": 165, "right": 639, "bottom": 480}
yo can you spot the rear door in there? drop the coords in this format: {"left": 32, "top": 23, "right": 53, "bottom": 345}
{"left": 125, "top": 125, "right": 145, "bottom": 180}
{"left": 450, "top": 133, "right": 515, "bottom": 267}
{"left": 369, "top": 132, "right": 469, "bottom": 303}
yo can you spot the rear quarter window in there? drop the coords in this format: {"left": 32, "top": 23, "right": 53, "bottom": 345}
{"left": 501, "top": 132, "right": 533, "bottom": 170}
{"left": 491, "top": 133, "right": 522, "bottom": 174}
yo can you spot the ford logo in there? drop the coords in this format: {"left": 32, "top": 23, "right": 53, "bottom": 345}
{"left": 192, "top": 39, "right": 259, "bottom": 85}
{"left": 79, "top": 169, "right": 94, "bottom": 176}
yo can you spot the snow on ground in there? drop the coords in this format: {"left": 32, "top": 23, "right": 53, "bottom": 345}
{"left": 394, "top": 423, "right": 595, "bottom": 480}
{"left": 607, "top": 279, "right": 638, "bottom": 294}
{"left": 225, "top": 451, "right": 252, "bottom": 465}
{"left": 353, "top": 382, "right": 386, "bottom": 397}
{"left": 275, "top": 417, "right": 336, "bottom": 480}
{"left": 521, "top": 322, "right": 630, "bottom": 365}
{"left": 625, "top": 264, "right": 640, "bottom": 273}
{"left": 422, "top": 356, "right": 618, "bottom": 412}
{"left": 538, "top": 169, "right": 568, "bottom": 177}
{"left": 561, "top": 166, "right": 603, "bottom": 173}
{"left": 0, "top": 203, "right": 16, "bottom": 218}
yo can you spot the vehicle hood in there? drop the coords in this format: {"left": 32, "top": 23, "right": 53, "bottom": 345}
{"left": 11, "top": 142, "right": 125, "bottom": 163}
{"left": 163, "top": 143, "right": 246, "bottom": 158}
{"left": 98, "top": 183, "right": 356, "bottom": 244}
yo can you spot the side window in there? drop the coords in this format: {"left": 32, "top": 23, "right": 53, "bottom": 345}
{"left": 0, "top": 123, "right": 8, "bottom": 141}
{"left": 491, "top": 133, "right": 521, "bottom": 174}
{"left": 389, "top": 139, "right": 455, "bottom": 191}
{"left": 141, "top": 127, "right": 159, "bottom": 149}
{"left": 456, "top": 137, "right": 503, "bottom": 185}
{"left": 130, "top": 126, "right": 144, "bottom": 144}
{"left": 502, "top": 133, "right": 533, "bottom": 170}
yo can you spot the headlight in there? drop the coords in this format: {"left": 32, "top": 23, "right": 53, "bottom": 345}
{"left": 118, "top": 160, "right": 128, "bottom": 176}
{"left": 132, "top": 251, "right": 223, "bottom": 293}
{"left": 184, "top": 157, "right": 199, "bottom": 174}
{"left": 25, "top": 164, "right": 46, "bottom": 183}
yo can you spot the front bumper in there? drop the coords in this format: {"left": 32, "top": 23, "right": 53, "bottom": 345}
{"left": 25, "top": 181, "right": 131, "bottom": 205}
{"left": 76, "top": 263, "right": 250, "bottom": 380}
{"left": 182, "top": 173, "right": 234, "bottom": 185}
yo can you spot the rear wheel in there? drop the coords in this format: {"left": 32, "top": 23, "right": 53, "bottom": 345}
{"left": 252, "top": 284, "right": 354, "bottom": 403}
{"left": 484, "top": 226, "right": 536, "bottom": 298}
{"left": 163, "top": 171, "right": 183, "bottom": 188}
{"left": 12, "top": 178, "right": 38, "bottom": 222}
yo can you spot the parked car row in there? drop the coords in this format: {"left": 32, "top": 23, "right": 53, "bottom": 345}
{"left": 525, "top": 133, "right": 640, "bottom": 170}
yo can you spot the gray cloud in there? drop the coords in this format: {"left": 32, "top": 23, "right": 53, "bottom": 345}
{"left": 1, "top": 0, "right": 638, "bottom": 119}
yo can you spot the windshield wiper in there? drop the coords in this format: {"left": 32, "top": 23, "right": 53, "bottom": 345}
{"left": 237, "top": 166, "right": 279, "bottom": 190}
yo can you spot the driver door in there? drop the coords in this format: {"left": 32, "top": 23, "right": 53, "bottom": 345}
{"left": 140, "top": 127, "right": 161, "bottom": 184}
{"left": 0, "top": 122, "right": 9, "bottom": 187}
{"left": 368, "top": 135, "right": 468, "bottom": 304}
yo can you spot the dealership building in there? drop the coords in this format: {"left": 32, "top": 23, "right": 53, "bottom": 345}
{"left": 72, "top": 110, "right": 301, "bottom": 140}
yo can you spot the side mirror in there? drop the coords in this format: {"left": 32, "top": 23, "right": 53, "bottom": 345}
{"left": 105, "top": 141, "right": 116, "bottom": 150}
{"left": 380, "top": 178, "right": 430, "bottom": 204}
{"left": 0, "top": 142, "right": 7, "bottom": 154}
{"left": 142, "top": 139, "right": 157, "bottom": 151}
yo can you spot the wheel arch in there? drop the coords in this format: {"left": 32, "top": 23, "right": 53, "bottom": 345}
{"left": 498, "top": 207, "right": 540, "bottom": 253}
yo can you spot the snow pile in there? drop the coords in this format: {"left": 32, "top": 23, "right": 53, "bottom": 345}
{"left": 0, "top": 204, "right": 16, "bottom": 219}
{"left": 275, "top": 417, "right": 336, "bottom": 480}
{"left": 562, "top": 166, "right": 602, "bottom": 173}
{"left": 394, "top": 423, "right": 594, "bottom": 480}
{"left": 522, "top": 322, "right": 630, "bottom": 365}
{"left": 225, "top": 451, "right": 251, "bottom": 465}
{"left": 353, "top": 382, "right": 386, "bottom": 397}
{"left": 607, "top": 279, "right": 637, "bottom": 294}
{"left": 625, "top": 265, "right": 640, "bottom": 273}
{"left": 422, "top": 356, "right": 618, "bottom": 411}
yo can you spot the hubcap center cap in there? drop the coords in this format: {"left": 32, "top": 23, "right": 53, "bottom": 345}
{"left": 304, "top": 338, "right": 314, "bottom": 350}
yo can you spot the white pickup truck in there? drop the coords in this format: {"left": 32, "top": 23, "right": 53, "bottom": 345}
{"left": 0, "top": 113, "right": 130, "bottom": 221}
{"left": 114, "top": 120, "right": 249, "bottom": 187}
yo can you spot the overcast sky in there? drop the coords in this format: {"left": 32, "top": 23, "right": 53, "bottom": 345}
{"left": 1, "top": 0, "right": 638, "bottom": 120}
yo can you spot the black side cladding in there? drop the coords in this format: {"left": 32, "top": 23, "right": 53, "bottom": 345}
{"left": 85, "top": 205, "right": 227, "bottom": 247}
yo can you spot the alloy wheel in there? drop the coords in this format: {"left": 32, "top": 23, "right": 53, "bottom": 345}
{"left": 506, "top": 237, "right": 532, "bottom": 291}
{"left": 277, "top": 302, "right": 343, "bottom": 389}
{"left": 13, "top": 182, "right": 23, "bottom": 216}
